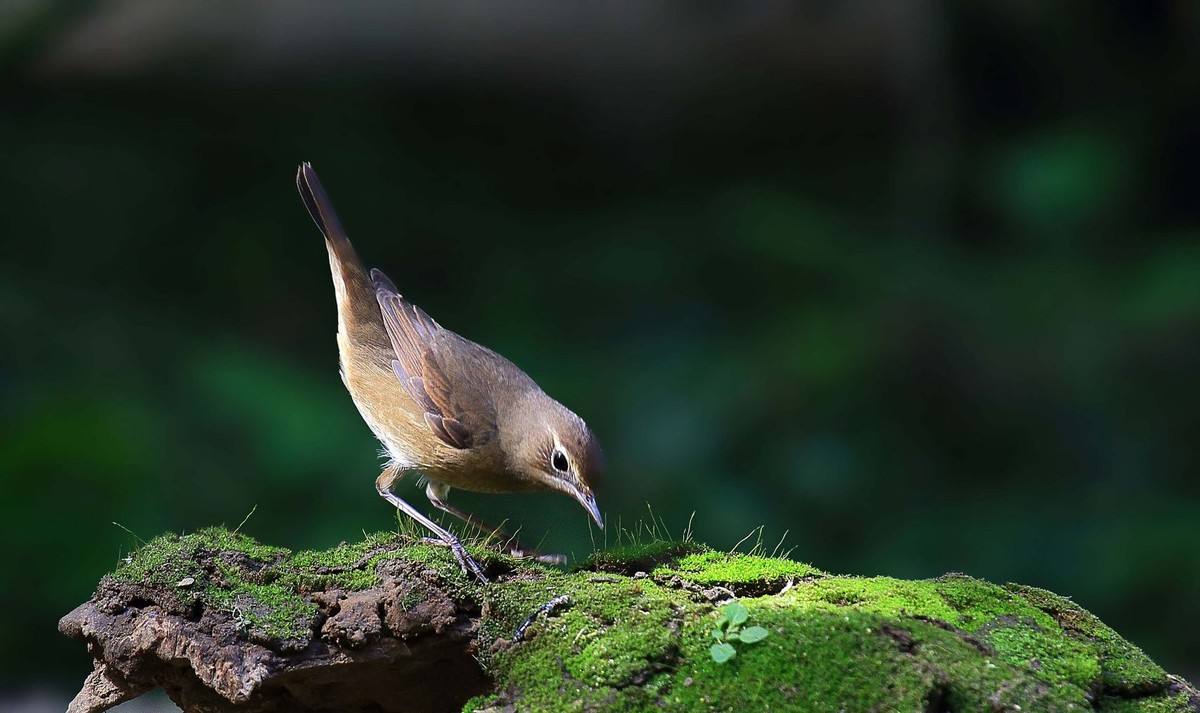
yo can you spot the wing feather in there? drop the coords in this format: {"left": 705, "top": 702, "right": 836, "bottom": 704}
{"left": 374, "top": 269, "right": 476, "bottom": 449}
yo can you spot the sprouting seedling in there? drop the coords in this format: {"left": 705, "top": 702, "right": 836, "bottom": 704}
{"left": 709, "top": 601, "right": 769, "bottom": 663}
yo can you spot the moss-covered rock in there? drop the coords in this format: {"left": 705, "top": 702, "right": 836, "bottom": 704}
{"left": 62, "top": 527, "right": 1198, "bottom": 713}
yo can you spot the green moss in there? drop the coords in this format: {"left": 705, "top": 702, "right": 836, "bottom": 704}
{"left": 582, "top": 539, "right": 705, "bottom": 574}
{"left": 205, "top": 564, "right": 318, "bottom": 643}
{"left": 1005, "top": 582, "right": 1169, "bottom": 692}
{"left": 666, "top": 604, "right": 1095, "bottom": 711}
{"left": 653, "top": 550, "right": 823, "bottom": 588}
{"left": 477, "top": 554, "right": 1194, "bottom": 711}
{"left": 477, "top": 571, "right": 683, "bottom": 710}
{"left": 113, "top": 528, "right": 281, "bottom": 586}
{"left": 108, "top": 526, "right": 499, "bottom": 643}
{"left": 197, "top": 527, "right": 290, "bottom": 562}
{"left": 105, "top": 529, "right": 1194, "bottom": 711}
{"left": 287, "top": 532, "right": 417, "bottom": 591}
{"left": 934, "top": 573, "right": 1057, "bottom": 628}
{"left": 986, "top": 623, "right": 1101, "bottom": 690}
{"left": 771, "top": 573, "right": 1054, "bottom": 638}
{"left": 112, "top": 534, "right": 205, "bottom": 588}
{"left": 785, "top": 575, "right": 957, "bottom": 621}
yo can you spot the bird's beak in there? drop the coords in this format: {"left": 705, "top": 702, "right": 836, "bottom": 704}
{"left": 573, "top": 487, "right": 604, "bottom": 529}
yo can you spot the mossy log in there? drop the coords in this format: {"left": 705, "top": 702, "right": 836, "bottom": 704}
{"left": 60, "top": 528, "right": 1198, "bottom": 712}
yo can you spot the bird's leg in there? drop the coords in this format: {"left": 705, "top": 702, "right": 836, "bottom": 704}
{"left": 375, "top": 468, "right": 488, "bottom": 582}
{"left": 425, "top": 482, "right": 567, "bottom": 566}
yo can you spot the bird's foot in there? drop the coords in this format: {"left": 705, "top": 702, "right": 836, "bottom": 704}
{"left": 421, "top": 536, "right": 489, "bottom": 582}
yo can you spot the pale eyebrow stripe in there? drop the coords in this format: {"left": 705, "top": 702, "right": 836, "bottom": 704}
{"left": 547, "top": 427, "right": 579, "bottom": 474}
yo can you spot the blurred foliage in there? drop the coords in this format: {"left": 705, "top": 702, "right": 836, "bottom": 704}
{"left": 1, "top": 0, "right": 1198, "bottom": 698}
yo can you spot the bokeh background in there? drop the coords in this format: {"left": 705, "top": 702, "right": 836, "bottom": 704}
{"left": 3, "top": 1, "right": 1199, "bottom": 708}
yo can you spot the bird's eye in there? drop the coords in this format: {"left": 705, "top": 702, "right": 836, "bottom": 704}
{"left": 551, "top": 449, "right": 569, "bottom": 473}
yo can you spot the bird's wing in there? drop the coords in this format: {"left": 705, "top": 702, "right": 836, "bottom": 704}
{"left": 372, "top": 268, "right": 480, "bottom": 449}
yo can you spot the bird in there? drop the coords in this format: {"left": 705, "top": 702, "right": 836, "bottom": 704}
{"left": 295, "top": 163, "right": 603, "bottom": 581}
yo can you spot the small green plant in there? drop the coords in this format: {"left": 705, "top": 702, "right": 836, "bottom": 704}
{"left": 709, "top": 601, "right": 769, "bottom": 663}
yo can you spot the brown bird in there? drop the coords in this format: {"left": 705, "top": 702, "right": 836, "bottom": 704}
{"left": 295, "top": 163, "right": 603, "bottom": 580}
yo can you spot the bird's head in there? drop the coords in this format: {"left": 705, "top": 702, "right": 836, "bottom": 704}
{"left": 506, "top": 395, "right": 604, "bottom": 528}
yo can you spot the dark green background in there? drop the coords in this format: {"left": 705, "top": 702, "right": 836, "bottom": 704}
{"left": 3, "top": 2, "right": 1198, "bottom": 703}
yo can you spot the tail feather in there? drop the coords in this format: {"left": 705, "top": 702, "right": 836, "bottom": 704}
{"left": 297, "top": 162, "right": 344, "bottom": 239}
{"left": 296, "top": 162, "right": 366, "bottom": 268}
{"left": 296, "top": 162, "right": 388, "bottom": 346}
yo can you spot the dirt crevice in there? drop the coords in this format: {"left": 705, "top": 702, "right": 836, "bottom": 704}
{"left": 923, "top": 680, "right": 953, "bottom": 713}
{"left": 912, "top": 614, "right": 995, "bottom": 656}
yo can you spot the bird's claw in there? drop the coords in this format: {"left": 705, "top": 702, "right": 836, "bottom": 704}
{"left": 419, "top": 536, "right": 564, "bottom": 570}
{"left": 422, "top": 536, "right": 489, "bottom": 582}
{"left": 454, "top": 544, "right": 489, "bottom": 582}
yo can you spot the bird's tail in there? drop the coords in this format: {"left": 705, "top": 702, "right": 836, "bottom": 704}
{"left": 296, "top": 162, "right": 363, "bottom": 267}
{"left": 296, "top": 163, "right": 387, "bottom": 343}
